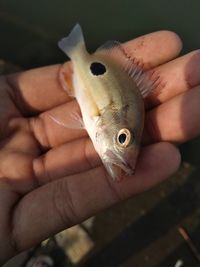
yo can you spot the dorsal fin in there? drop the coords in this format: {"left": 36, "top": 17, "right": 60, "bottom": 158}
{"left": 95, "top": 40, "right": 158, "bottom": 98}
{"left": 96, "top": 40, "right": 121, "bottom": 51}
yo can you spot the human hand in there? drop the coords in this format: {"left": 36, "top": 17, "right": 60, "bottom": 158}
{"left": 1, "top": 30, "right": 200, "bottom": 264}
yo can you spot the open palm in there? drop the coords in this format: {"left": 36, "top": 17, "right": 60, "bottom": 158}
{"left": 1, "top": 30, "right": 200, "bottom": 264}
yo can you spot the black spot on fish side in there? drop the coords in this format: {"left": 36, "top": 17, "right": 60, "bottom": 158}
{"left": 90, "top": 62, "right": 106, "bottom": 76}
{"left": 118, "top": 133, "right": 127, "bottom": 145}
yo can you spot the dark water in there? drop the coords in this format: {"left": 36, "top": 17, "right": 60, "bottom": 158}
{"left": 0, "top": 0, "right": 200, "bottom": 68}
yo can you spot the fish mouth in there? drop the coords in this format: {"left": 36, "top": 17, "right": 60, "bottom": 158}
{"left": 103, "top": 160, "right": 135, "bottom": 182}
{"left": 102, "top": 150, "right": 137, "bottom": 182}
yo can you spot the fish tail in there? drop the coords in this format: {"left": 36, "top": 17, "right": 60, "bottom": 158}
{"left": 58, "top": 24, "right": 85, "bottom": 58}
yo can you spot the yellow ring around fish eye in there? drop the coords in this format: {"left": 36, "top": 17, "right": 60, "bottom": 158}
{"left": 116, "top": 128, "right": 132, "bottom": 148}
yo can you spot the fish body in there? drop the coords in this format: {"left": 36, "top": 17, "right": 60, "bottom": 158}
{"left": 58, "top": 24, "right": 153, "bottom": 181}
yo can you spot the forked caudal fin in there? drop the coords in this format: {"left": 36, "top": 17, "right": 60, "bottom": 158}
{"left": 58, "top": 24, "right": 86, "bottom": 58}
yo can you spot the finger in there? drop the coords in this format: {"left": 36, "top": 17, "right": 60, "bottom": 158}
{"left": 7, "top": 31, "right": 182, "bottom": 115}
{"left": 12, "top": 142, "right": 180, "bottom": 251}
{"left": 123, "top": 30, "right": 182, "bottom": 69}
{"left": 29, "top": 100, "right": 87, "bottom": 148}
{"left": 144, "top": 86, "right": 200, "bottom": 144}
{"left": 147, "top": 50, "right": 200, "bottom": 107}
{"left": 0, "top": 126, "right": 41, "bottom": 194}
{"left": 6, "top": 65, "right": 69, "bottom": 115}
{"left": 33, "top": 137, "right": 100, "bottom": 185}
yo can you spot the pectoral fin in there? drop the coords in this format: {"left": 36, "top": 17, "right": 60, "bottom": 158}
{"left": 49, "top": 112, "right": 85, "bottom": 129}
{"left": 48, "top": 102, "right": 85, "bottom": 130}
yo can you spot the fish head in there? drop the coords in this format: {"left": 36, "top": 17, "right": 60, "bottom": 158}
{"left": 95, "top": 121, "right": 143, "bottom": 182}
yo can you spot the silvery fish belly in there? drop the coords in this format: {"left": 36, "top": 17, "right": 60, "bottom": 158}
{"left": 57, "top": 24, "right": 156, "bottom": 181}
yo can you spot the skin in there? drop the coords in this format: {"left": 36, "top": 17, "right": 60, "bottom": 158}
{"left": 1, "top": 30, "right": 200, "bottom": 264}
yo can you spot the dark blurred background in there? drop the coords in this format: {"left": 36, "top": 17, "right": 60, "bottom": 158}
{"left": 1, "top": 0, "right": 200, "bottom": 267}
{"left": 0, "top": 0, "right": 200, "bottom": 68}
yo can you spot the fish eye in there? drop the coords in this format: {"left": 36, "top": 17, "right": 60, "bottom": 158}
{"left": 90, "top": 62, "right": 106, "bottom": 76}
{"left": 116, "top": 128, "right": 132, "bottom": 148}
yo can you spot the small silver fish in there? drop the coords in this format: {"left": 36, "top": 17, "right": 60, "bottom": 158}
{"left": 57, "top": 24, "right": 155, "bottom": 181}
